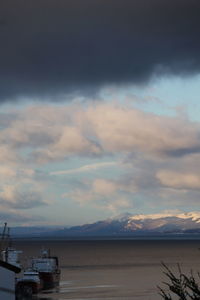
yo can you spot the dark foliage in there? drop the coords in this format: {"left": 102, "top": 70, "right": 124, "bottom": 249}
{"left": 158, "top": 263, "right": 200, "bottom": 299}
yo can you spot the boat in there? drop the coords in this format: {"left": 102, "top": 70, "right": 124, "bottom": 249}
{"left": 0, "top": 223, "right": 22, "bottom": 268}
{"left": 1, "top": 246, "right": 22, "bottom": 268}
{"left": 1, "top": 223, "right": 61, "bottom": 294}
{"left": 16, "top": 269, "right": 43, "bottom": 296}
{"left": 31, "top": 249, "right": 60, "bottom": 289}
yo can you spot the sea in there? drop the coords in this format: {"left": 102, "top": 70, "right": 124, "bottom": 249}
{"left": 13, "top": 237, "right": 200, "bottom": 300}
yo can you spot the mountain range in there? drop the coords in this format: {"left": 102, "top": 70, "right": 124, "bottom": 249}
{"left": 9, "top": 212, "right": 200, "bottom": 238}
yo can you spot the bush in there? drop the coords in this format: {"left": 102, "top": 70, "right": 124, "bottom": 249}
{"left": 158, "top": 263, "right": 200, "bottom": 299}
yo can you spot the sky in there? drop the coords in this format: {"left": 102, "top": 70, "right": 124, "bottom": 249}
{"left": 1, "top": 0, "right": 200, "bottom": 226}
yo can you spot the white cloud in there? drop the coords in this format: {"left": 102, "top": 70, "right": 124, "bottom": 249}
{"left": 83, "top": 103, "right": 200, "bottom": 157}
{"left": 50, "top": 161, "right": 117, "bottom": 175}
{"left": 0, "top": 184, "right": 48, "bottom": 209}
{"left": 92, "top": 178, "right": 118, "bottom": 196}
{"left": 0, "top": 166, "right": 16, "bottom": 178}
{"left": 65, "top": 177, "right": 134, "bottom": 212}
{"left": 1, "top": 101, "right": 200, "bottom": 221}
{"left": 156, "top": 170, "right": 200, "bottom": 189}
{"left": 2, "top": 102, "right": 200, "bottom": 162}
{"left": 0, "top": 145, "right": 19, "bottom": 164}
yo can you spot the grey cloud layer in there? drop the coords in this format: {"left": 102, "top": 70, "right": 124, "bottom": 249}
{"left": 0, "top": 210, "right": 43, "bottom": 224}
{"left": 1, "top": 0, "right": 200, "bottom": 101}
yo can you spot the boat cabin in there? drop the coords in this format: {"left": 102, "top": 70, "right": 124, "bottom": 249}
{"left": 32, "top": 257, "right": 57, "bottom": 272}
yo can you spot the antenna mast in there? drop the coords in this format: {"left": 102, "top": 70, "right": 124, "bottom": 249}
{"left": 0, "top": 222, "right": 9, "bottom": 252}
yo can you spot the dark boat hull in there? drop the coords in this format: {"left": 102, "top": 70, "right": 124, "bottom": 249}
{"left": 39, "top": 271, "right": 60, "bottom": 289}
{"left": 16, "top": 281, "right": 42, "bottom": 295}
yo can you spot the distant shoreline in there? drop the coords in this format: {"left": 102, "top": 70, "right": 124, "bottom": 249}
{"left": 12, "top": 233, "right": 200, "bottom": 241}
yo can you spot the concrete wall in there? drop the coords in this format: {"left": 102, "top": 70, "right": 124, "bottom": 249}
{"left": 0, "top": 267, "right": 15, "bottom": 300}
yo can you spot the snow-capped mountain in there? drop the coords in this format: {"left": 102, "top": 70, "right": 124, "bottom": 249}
{"left": 123, "top": 212, "right": 200, "bottom": 232}
{"left": 10, "top": 212, "right": 200, "bottom": 237}
{"left": 53, "top": 211, "right": 200, "bottom": 236}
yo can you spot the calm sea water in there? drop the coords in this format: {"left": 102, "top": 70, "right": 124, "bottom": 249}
{"left": 13, "top": 239, "right": 200, "bottom": 300}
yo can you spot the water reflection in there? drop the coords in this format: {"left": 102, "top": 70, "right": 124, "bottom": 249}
{"left": 35, "top": 298, "right": 52, "bottom": 300}
{"left": 33, "top": 279, "right": 76, "bottom": 299}
{"left": 33, "top": 281, "right": 118, "bottom": 300}
{"left": 33, "top": 286, "right": 60, "bottom": 300}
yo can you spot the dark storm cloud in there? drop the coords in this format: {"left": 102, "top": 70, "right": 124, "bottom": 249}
{"left": 1, "top": 0, "right": 200, "bottom": 102}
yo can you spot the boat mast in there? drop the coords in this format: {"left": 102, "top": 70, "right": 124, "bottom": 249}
{"left": 0, "top": 222, "right": 9, "bottom": 252}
